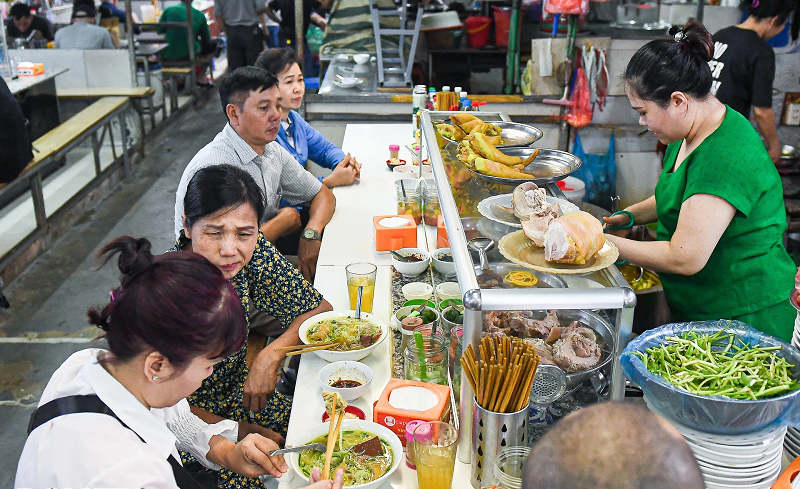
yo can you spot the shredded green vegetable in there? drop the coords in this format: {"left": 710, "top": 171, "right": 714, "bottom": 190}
{"left": 636, "top": 329, "right": 800, "bottom": 400}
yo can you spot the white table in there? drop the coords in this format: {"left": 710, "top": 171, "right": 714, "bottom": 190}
{"left": 316, "top": 124, "right": 436, "bottom": 267}
{"left": 279, "top": 124, "right": 472, "bottom": 489}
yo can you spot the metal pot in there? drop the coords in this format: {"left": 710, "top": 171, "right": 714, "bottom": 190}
{"left": 780, "top": 144, "right": 799, "bottom": 167}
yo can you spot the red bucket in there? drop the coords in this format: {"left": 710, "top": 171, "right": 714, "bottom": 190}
{"left": 465, "top": 16, "right": 491, "bottom": 48}
{"left": 492, "top": 7, "right": 511, "bottom": 47}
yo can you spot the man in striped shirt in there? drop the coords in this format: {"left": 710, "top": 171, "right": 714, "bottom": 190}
{"left": 175, "top": 67, "right": 335, "bottom": 281}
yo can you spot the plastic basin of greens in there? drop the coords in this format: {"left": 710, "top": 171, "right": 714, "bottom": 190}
{"left": 299, "top": 311, "right": 389, "bottom": 362}
{"left": 289, "top": 419, "right": 403, "bottom": 489}
{"left": 621, "top": 320, "right": 800, "bottom": 434}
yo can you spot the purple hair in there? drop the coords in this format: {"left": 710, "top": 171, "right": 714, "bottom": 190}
{"left": 88, "top": 236, "right": 246, "bottom": 368}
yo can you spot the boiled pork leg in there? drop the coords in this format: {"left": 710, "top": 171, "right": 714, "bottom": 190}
{"left": 543, "top": 211, "right": 605, "bottom": 265}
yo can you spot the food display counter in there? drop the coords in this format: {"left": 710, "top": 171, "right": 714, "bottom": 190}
{"left": 417, "top": 110, "right": 637, "bottom": 465}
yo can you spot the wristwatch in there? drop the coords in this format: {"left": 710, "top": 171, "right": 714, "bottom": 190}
{"left": 302, "top": 228, "right": 322, "bottom": 241}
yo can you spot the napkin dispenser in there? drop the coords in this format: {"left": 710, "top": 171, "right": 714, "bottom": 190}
{"left": 437, "top": 215, "right": 449, "bottom": 248}
{"left": 373, "top": 215, "right": 417, "bottom": 252}
{"left": 17, "top": 62, "right": 44, "bottom": 77}
{"left": 373, "top": 379, "right": 451, "bottom": 446}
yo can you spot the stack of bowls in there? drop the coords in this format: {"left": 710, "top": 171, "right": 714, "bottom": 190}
{"left": 645, "top": 397, "right": 786, "bottom": 489}
{"left": 785, "top": 311, "right": 800, "bottom": 458}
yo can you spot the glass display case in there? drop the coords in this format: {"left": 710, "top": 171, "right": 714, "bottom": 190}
{"left": 418, "top": 110, "right": 637, "bottom": 463}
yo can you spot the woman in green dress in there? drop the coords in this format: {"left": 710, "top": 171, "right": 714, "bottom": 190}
{"left": 171, "top": 164, "right": 333, "bottom": 488}
{"left": 604, "top": 20, "right": 796, "bottom": 342}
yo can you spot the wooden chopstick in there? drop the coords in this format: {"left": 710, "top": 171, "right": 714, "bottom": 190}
{"left": 274, "top": 341, "right": 339, "bottom": 352}
{"left": 322, "top": 396, "right": 338, "bottom": 479}
{"left": 284, "top": 342, "right": 343, "bottom": 357}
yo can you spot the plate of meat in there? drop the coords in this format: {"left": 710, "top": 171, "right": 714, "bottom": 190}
{"left": 476, "top": 193, "right": 579, "bottom": 229}
{"left": 482, "top": 309, "right": 615, "bottom": 389}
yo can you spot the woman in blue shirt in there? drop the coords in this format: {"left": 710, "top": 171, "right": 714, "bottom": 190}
{"left": 256, "top": 48, "right": 361, "bottom": 189}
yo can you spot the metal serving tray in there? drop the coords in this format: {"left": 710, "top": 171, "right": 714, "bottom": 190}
{"left": 439, "top": 121, "right": 544, "bottom": 148}
{"left": 466, "top": 147, "right": 583, "bottom": 186}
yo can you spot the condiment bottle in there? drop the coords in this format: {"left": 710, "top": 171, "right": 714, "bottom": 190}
{"left": 454, "top": 86, "right": 462, "bottom": 96}
{"left": 441, "top": 85, "right": 451, "bottom": 92}
{"left": 389, "top": 144, "right": 400, "bottom": 160}
{"left": 405, "top": 420, "right": 432, "bottom": 469}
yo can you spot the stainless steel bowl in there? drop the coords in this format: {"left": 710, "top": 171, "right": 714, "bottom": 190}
{"left": 439, "top": 121, "right": 544, "bottom": 148}
{"left": 466, "top": 148, "right": 582, "bottom": 186}
{"left": 527, "top": 309, "right": 615, "bottom": 390}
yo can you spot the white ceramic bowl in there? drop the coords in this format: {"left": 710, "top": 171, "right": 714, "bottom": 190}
{"left": 392, "top": 164, "right": 432, "bottom": 176}
{"left": 353, "top": 53, "right": 370, "bottom": 64}
{"left": 317, "top": 361, "right": 373, "bottom": 401}
{"left": 298, "top": 311, "right": 388, "bottom": 362}
{"left": 288, "top": 419, "right": 403, "bottom": 489}
{"left": 402, "top": 282, "right": 433, "bottom": 301}
{"left": 392, "top": 305, "right": 439, "bottom": 331}
{"left": 436, "top": 281, "right": 461, "bottom": 301}
{"left": 430, "top": 247, "right": 456, "bottom": 277}
{"left": 391, "top": 248, "right": 430, "bottom": 277}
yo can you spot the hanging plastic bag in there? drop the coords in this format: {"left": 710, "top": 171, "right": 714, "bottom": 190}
{"left": 306, "top": 25, "right": 324, "bottom": 54}
{"left": 543, "top": 0, "right": 588, "bottom": 15}
{"left": 571, "top": 133, "right": 616, "bottom": 209}
{"left": 563, "top": 67, "right": 592, "bottom": 128}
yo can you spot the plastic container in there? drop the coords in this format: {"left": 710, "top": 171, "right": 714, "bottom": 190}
{"left": 556, "top": 176, "right": 586, "bottom": 203}
{"left": 404, "top": 419, "right": 431, "bottom": 469}
{"left": 422, "top": 179, "right": 440, "bottom": 226}
{"left": 404, "top": 326, "right": 448, "bottom": 385}
{"left": 389, "top": 144, "right": 400, "bottom": 160}
{"left": 396, "top": 179, "right": 421, "bottom": 225}
{"left": 493, "top": 7, "right": 511, "bottom": 47}
{"left": 465, "top": 16, "right": 492, "bottom": 48}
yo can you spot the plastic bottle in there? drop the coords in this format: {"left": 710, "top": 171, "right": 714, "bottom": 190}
{"left": 441, "top": 85, "right": 451, "bottom": 92}
{"left": 462, "top": 100, "right": 473, "bottom": 111}
{"left": 426, "top": 87, "right": 436, "bottom": 110}
{"left": 454, "top": 86, "right": 462, "bottom": 96}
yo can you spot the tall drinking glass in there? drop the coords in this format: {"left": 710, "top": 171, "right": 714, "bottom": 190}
{"left": 413, "top": 421, "right": 458, "bottom": 489}
{"left": 346, "top": 262, "right": 377, "bottom": 313}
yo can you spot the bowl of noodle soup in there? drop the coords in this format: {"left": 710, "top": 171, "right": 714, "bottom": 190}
{"left": 299, "top": 311, "right": 389, "bottom": 362}
{"left": 289, "top": 419, "right": 403, "bottom": 488}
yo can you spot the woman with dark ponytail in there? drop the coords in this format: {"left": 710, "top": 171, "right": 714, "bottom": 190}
{"left": 16, "top": 236, "right": 341, "bottom": 489}
{"left": 709, "top": 0, "right": 796, "bottom": 162}
{"left": 604, "top": 20, "right": 796, "bottom": 342}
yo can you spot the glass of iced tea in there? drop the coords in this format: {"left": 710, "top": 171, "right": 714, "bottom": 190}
{"left": 413, "top": 421, "right": 458, "bottom": 489}
{"left": 345, "top": 262, "right": 377, "bottom": 313}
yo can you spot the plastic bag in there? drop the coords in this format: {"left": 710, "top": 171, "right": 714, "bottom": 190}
{"left": 621, "top": 320, "right": 800, "bottom": 434}
{"left": 571, "top": 134, "right": 615, "bottom": 209}
{"left": 543, "top": 0, "right": 588, "bottom": 15}
{"left": 306, "top": 25, "right": 324, "bottom": 54}
{"left": 563, "top": 67, "right": 592, "bottom": 128}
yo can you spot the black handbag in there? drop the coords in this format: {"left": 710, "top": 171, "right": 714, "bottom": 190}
{"left": 28, "top": 394, "right": 219, "bottom": 489}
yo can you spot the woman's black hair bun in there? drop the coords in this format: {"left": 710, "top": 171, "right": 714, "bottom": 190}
{"left": 671, "top": 20, "right": 714, "bottom": 63}
{"left": 96, "top": 236, "right": 154, "bottom": 284}
{"left": 87, "top": 307, "right": 111, "bottom": 332}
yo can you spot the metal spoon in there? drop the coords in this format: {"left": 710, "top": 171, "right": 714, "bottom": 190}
{"left": 355, "top": 286, "right": 363, "bottom": 319}
{"left": 468, "top": 237, "right": 495, "bottom": 271}
{"left": 390, "top": 250, "right": 412, "bottom": 262}
{"left": 269, "top": 442, "right": 327, "bottom": 456}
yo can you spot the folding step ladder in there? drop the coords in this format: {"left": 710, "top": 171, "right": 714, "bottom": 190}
{"left": 369, "top": 0, "right": 423, "bottom": 87}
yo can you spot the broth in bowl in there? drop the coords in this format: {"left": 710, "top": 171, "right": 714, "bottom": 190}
{"left": 307, "top": 316, "right": 382, "bottom": 351}
{"left": 298, "top": 430, "right": 394, "bottom": 485}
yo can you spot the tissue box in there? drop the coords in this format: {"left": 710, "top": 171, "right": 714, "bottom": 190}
{"left": 373, "top": 215, "right": 417, "bottom": 252}
{"left": 17, "top": 62, "right": 44, "bottom": 77}
{"left": 373, "top": 379, "right": 451, "bottom": 446}
{"left": 437, "top": 215, "right": 449, "bottom": 248}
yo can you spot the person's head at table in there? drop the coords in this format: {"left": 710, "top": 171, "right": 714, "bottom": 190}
{"left": 219, "top": 67, "right": 282, "bottom": 155}
{"left": 522, "top": 402, "right": 704, "bottom": 489}
{"left": 740, "top": 0, "right": 797, "bottom": 39}
{"left": 255, "top": 48, "right": 304, "bottom": 122}
{"left": 90, "top": 236, "right": 247, "bottom": 408}
{"left": 71, "top": 2, "right": 98, "bottom": 23}
{"left": 623, "top": 20, "right": 717, "bottom": 146}
{"left": 9, "top": 3, "right": 35, "bottom": 34}
{"left": 181, "top": 164, "right": 265, "bottom": 280}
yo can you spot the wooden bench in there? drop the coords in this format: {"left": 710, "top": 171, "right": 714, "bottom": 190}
{"left": 58, "top": 87, "right": 157, "bottom": 152}
{"left": 0, "top": 96, "right": 132, "bottom": 253}
{"left": 162, "top": 66, "right": 194, "bottom": 112}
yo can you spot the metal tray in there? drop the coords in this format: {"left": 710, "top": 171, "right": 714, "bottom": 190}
{"left": 473, "top": 262, "right": 567, "bottom": 289}
{"left": 439, "top": 121, "right": 544, "bottom": 148}
{"left": 466, "top": 148, "right": 582, "bottom": 186}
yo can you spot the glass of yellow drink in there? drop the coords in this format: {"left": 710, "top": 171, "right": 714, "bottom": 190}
{"left": 413, "top": 421, "right": 458, "bottom": 489}
{"left": 345, "top": 262, "right": 377, "bottom": 313}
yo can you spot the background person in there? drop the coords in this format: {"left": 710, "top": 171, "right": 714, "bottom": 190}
{"left": 709, "top": 0, "right": 798, "bottom": 162}
{"left": 604, "top": 21, "right": 796, "bottom": 342}
{"left": 174, "top": 67, "right": 335, "bottom": 281}
{"left": 5, "top": 3, "right": 54, "bottom": 41}
{"left": 255, "top": 48, "right": 361, "bottom": 189}
{"left": 174, "top": 164, "right": 333, "bottom": 488}
{"left": 159, "top": 2, "right": 218, "bottom": 62}
{"left": 15, "top": 236, "right": 295, "bottom": 488}
{"left": 54, "top": 3, "right": 115, "bottom": 49}
{"left": 0, "top": 77, "right": 32, "bottom": 184}
{"left": 523, "top": 402, "right": 705, "bottom": 489}
{"left": 214, "top": 0, "right": 266, "bottom": 70}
